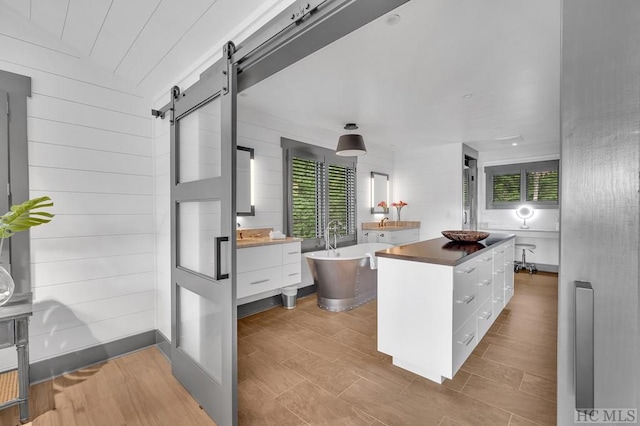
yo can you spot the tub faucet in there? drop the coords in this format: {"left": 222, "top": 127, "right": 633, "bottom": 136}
{"left": 325, "top": 220, "right": 344, "bottom": 253}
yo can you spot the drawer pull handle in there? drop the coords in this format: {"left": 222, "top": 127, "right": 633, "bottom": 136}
{"left": 477, "top": 256, "right": 492, "bottom": 262}
{"left": 494, "top": 269, "right": 504, "bottom": 275}
{"left": 495, "top": 249, "right": 504, "bottom": 254}
{"left": 456, "top": 295, "right": 475, "bottom": 305}
{"left": 494, "top": 296, "right": 504, "bottom": 303}
{"left": 458, "top": 333, "right": 476, "bottom": 346}
{"left": 505, "top": 285, "right": 513, "bottom": 291}
{"left": 478, "top": 280, "right": 491, "bottom": 286}
{"left": 479, "top": 311, "right": 493, "bottom": 321}
{"left": 250, "top": 279, "right": 270, "bottom": 285}
{"left": 287, "top": 272, "right": 300, "bottom": 276}
{"left": 456, "top": 267, "right": 476, "bottom": 274}
{"left": 288, "top": 251, "right": 300, "bottom": 255}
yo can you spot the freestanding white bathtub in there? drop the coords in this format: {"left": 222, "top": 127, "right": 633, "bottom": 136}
{"left": 304, "top": 243, "right": 392, "bottom": 312}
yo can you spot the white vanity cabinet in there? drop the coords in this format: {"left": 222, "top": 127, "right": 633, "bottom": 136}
{"left": 377, "top": 235, "right": 515, "bottom": 384}
{"left": 364, "top": 228, "right": 420, "bottom": 245}
{"left": 237, "top": 241, "right": 301, "bottom": 300}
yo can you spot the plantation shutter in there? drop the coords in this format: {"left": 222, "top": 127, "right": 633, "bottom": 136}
{"left": 291, "top": 157, "right": 325, "bottom": 239}
{"left": 485, "top": 160, "right": 559, "bottom": 209}
{"left": 526, "top": 170, "right": 558, "bottom": 202}
{"left": 492, "top": 173, "right": 521, "bottom": 203}
{"left": 327, "top": 164, "right": 356, "bottom": 237}
{"left": 283, "top": 138, "right": 358, "bottom": 251}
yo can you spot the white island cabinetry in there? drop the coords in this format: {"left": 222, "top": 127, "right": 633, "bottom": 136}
{"left": 376, "top": 235, "right": 514, "bottom": 383}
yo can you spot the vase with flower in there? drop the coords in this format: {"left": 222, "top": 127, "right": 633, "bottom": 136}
{"left": 391, "top": 200, "right": 408, "bottom": 222}
{"left": 0, "top": 196, "right": 54, "bottom": 306}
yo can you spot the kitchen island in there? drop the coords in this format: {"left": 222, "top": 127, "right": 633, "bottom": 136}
{"left": 375, "top": 233, "right": 515, "bottom": 383}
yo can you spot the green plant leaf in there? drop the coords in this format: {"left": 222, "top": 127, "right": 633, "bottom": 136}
{"left": 0, "top": 196, "right": 54, "bottom": 239}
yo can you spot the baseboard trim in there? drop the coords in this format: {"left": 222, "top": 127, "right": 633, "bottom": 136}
{"left": 237, "top": 285, "right": 317, "bottom": 319}
{"left": 524, "top": 263, "right": 558, "bottom": 273}
{"left": 30, "top": 289, "right": 320, "bottom": 380}
{"left": 156, "top": 330, "right": 171, "bottom": 361}
{"left": 30, "top": 330, "right": 157, "bottom": 384}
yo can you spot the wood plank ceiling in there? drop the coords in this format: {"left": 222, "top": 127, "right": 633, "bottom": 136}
{"left": 0, "top": 0, "right": 289, "bottom": 97}
{"left": 0, "top": 0, "right": 561, "bottom": 151}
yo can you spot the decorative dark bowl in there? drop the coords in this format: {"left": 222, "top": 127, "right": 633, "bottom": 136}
{"left": 441, "top": 230, "right": 490, "bottom": 242}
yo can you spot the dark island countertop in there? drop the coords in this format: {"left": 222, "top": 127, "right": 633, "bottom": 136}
{"left": 375, "top": 233, "right": 515, "bottom": 266}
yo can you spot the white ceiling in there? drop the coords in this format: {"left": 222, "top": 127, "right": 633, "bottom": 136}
{"left": 239, "top": 0, "right": 562, "bottom": 153}
{"left": 1, "top": 0, "right": 561, "bottom": 153}
{"left": 0, "top": 0, "right": 291, "bottom": 97}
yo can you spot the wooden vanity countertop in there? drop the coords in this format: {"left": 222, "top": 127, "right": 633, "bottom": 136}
{"left": 236, "top": 236, "right": 302, "bottom": 249}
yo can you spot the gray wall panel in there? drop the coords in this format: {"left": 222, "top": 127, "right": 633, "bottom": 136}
{"left": 559, "top": 0, "right": 640, "bottom": 422}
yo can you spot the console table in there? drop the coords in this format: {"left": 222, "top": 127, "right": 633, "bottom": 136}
{"left": 0, "top": 303, "right": 31, "bottom": 423}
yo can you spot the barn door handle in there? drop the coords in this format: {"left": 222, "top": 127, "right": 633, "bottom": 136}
{"left": 216, "top": 236, "right": 229, "bottom": 280}
{"left": 575, "top": 281, "right": 594, "bottom": 410}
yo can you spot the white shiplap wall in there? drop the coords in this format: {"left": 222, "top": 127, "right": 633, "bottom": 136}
{"left": 0, "top": 8, "right": 155, "bottom": 369}
{"left": 154, "top": 102, "right": 394, "bottom": 339}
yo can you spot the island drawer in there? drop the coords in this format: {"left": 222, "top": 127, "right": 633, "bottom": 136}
{"left": 452, "top": 314, "right": 476, "bottom": 374}
{"left": 504, "top": 282, "right": 515, "bottom": 305}
{"left": 476, "top": 298, "right": 494, "bottom": 340}
{"left": 475, "top": 258, "right": 493, "bottom": 303}
{"left": 493, "top": 293, "right": 505, "bottom": 311}
{"left": 493, "top": 262, "right": 506, "bottom": 292}
{"left": 476, "top": 276, "right": 492, "bottom": 304}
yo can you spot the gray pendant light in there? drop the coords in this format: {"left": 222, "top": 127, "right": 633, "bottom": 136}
{"left": 336, "top": 123, "right": 367, "bottom": 156}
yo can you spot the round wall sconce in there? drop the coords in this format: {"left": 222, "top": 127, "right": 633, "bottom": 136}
{"left": 516, "top": 205, "right": 534, "bottom": 229}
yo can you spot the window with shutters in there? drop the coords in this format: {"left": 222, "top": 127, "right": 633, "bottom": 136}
{"left": 485, "top": 160, "right": 559, "bottom": 209}
{"left": 283, "top": 138, "right": 357, "bottom": 252}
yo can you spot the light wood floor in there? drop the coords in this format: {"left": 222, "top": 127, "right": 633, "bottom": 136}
{"left": 0, "top": 346, "right": 216, "bottom": 426}
{"left": 0, "top": 272, "right": 556, "bottom": 426}
{"left": 237, "top": 271, "right": 557, "bottom": 426}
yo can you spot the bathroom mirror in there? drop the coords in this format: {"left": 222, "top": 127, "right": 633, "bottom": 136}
{"left": 237, "top": 146, "right": 254, "bottom": 216}
{"left": 371, "top": 171, "right": 390, "bottom": 214}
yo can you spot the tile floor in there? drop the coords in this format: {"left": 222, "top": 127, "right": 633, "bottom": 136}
{"left": 238, "top": 272, "right": 557, "bottom": 426}
{"left": 0, "top": 272, "right": 557, "bottom": 426}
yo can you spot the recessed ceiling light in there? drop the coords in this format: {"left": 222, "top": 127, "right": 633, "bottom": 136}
{"left": 463, "top": 93, "right": 473, "bottom": 98}
{"left": 386, "top": 14, "right": 401, "bottom": 25}
{"left": 496, "top": 134, "right": 524, "bottom": 145}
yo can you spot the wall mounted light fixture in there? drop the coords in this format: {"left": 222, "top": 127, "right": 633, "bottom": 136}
{"left": 336, "top": 123, "right": 367, "bottom": 156}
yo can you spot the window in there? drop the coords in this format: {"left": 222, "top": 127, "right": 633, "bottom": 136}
{"left": 485, "top": 160, "right": 559, "bottom": 209}
{"left": 283, "top": 138, "right": 357, "bottom": 251}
